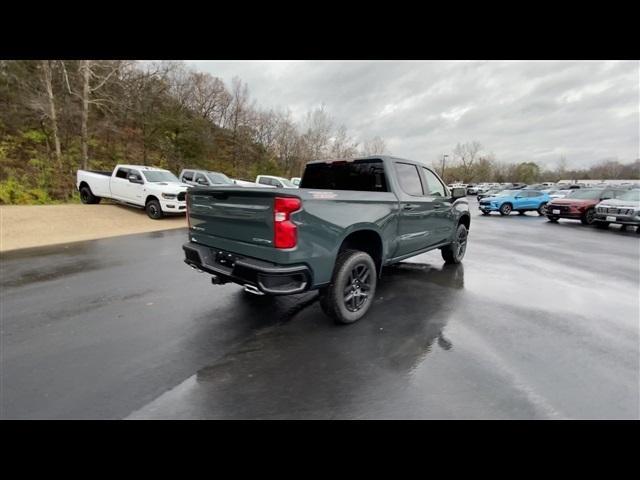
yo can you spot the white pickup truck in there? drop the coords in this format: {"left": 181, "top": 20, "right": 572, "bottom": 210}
{"left": 76, "top": 164, "right": 189, "bottom": 219}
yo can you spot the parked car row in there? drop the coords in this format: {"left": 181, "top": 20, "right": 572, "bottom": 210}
{"left": 77, "top": 164, "right": 303, "bottom": 219}
{"left": 546, "top": 187, "right": 640, "bottom": 230}
{"left": 475, "top": 184, "right": 640, "bottom": 232}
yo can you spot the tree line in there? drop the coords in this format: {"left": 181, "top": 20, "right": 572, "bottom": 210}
{"left": 0, "top": 60, "right": 387, "bottom": 204}
{"left": 1, "top": 61, "right": 637, "bottom": 204}
{"left": 436, "top": 141, "right": 639, "bottom": 185}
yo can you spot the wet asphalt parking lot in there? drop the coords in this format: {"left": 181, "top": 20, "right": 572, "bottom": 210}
{"left": 1, "top": 198, "right": 639, "bottom": 419}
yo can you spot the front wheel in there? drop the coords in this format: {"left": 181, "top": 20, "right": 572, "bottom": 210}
{"left": 441, "top": 223, "right": 468, "bottom": 265}
{"left": 499, "top": 203, "right": 512, "bottom": 216}
{"left": 146, "top": 199, "right": 164, "bottom": 219}
{"left": 319, "top": 249, "right": 377, "bottom": 325}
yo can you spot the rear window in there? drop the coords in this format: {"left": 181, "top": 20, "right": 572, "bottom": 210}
{"left": 300, "top": 159, "right": 388, "bottom": 192}
{"left": 115, "top": 168, "right": 129, "bottom": 179}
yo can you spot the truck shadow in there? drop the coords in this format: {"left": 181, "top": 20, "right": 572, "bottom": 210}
{"left": 138, "top": 262, "right": 466, "bottom": 418}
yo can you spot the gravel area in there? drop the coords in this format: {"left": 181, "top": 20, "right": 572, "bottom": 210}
{"left": 0, "top": 203, "right": 186, "bottom": 252}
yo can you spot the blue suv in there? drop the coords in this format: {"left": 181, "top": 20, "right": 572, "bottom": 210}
{"left": 478, "top": 189, "right": 550, "bottom": 216}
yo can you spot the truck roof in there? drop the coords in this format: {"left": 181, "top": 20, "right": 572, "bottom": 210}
{"left": 117, "top": 165, "right": 170, "bottom": 171}
{"left": 305, "top": 155, "right": 425, "bottom": 166}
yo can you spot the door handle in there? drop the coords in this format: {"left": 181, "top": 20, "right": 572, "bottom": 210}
{"left": 403, "top": 204, "right": 416, "bottom": 211}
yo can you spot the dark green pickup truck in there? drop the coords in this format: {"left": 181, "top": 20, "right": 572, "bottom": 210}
{"left": 183, "top": 156, "right": 470, "bottom": 323}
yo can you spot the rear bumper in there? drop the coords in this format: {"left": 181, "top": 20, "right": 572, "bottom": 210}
{"left": 183, "top": 241, "right": 311, "bottom": 295}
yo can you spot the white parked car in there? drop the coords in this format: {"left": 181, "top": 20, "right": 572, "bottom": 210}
{"left": 76, "top": 164, "right": 189, "bottom": 219}
{"left": 179, "top": 169, "right": 235, "bottom": 187}
{"left": 255, "top": 175, "right": 298, "bottom": 188}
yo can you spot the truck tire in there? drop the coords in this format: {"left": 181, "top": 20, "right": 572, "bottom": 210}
{"left": 146, "top": 199, "right": 164, "bottom": 219}
{"left": 441, "top": 223, "right": 468, "bottom": 265}
{"left": 79, "top": 186, "right": 101, "bottom": 204}
{"left": 499, "top": 203, "right": 512, "bottom": 216}
{"left": 319, "top": 249, "right": 377, "bottom": 325}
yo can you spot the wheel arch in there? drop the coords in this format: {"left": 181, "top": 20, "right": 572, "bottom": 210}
{"left": 336, "top": 228, "right": 384, "bottom": 277}
{"left": 145, "top": 194, "right": 160, "bottom": 205}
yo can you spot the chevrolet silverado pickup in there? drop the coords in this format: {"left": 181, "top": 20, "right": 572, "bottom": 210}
{"left": 77, "top": 165, "right": 189, "bottom": 219}
{"left": 182, "top": 156, "right": 470, "bottom": 324}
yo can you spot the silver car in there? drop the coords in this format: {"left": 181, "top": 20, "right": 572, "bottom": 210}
{"left": 594, "top": 189, "right": 640, "bottom": 230}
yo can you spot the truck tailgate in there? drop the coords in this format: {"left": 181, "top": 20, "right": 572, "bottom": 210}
{"left": 189, "top": 187, "right": 290, "bottom": 246}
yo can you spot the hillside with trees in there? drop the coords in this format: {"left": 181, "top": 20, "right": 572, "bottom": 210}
{"left": 0, "top": 60, "right": 386, "bottom": 204}
{"left": 0, "top": 60, "right": 637, "bottom": 204}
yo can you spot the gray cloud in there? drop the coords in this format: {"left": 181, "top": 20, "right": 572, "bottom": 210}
{"left": 187, "top": 60, "right": 639, "bottom": 169}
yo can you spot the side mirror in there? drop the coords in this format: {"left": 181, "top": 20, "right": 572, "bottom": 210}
{"left": 197, "top": 178, "right": 208, "bottom": 185}
{"left": 451, "top": 187, "right": 466, "bottom": 199}
{"left": 128, "top": 174, "right": 143, "bottom": 184}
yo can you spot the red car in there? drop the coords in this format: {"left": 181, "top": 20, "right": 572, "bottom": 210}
{"left": 546, "top": 188, "right": 627, "bottom": 225}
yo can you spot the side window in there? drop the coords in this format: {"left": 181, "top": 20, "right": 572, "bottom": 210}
{"left": 115, "top": 168, "right": 129, "bottom": 179}
{"left": 182, "top": 171, "right": 194, "bottom": 182}
{"left": 258, "top": 177, "right": 270, "bottom": 186}
{"left": 395, "top": 163, "right": 424, "bottom": 196}
{"left": 272, "top": 179, "right": 283, "bottom": 187}
{"left": 195, "top": 173, "right": 208, "bottom": 185}
{"left": 422, "top": 168, "right": 447, "bottom": 197}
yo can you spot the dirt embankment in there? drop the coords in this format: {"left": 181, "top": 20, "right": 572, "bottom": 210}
{"left": 0, "top": 204, "right": 186, "bottom": 252}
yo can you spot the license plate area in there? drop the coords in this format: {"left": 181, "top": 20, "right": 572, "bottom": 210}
{"left": 606, "top": 215, "right": 616, "bottom": 222}
{"left": 552, "top": 209, "right": 560, "bottom": 214}
{"left": 215, "top": 250, "right": 240, "bottom": 268}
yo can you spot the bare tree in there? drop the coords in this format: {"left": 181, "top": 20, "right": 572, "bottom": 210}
{"left": 453, "top": 141, "right": 482, "bottom": 181}
{"left": 330, "top": 125, "right": 359, "bottom": 159}
{"left": 302, "top": 105, "right": 333, "bottom": 162}
{"left": 39, "top": 60, "right": 62, "bottom": 169}
{"left": 361, "top": 136, "right": 387, "bottom": 156}
{"left": 62, "top": 60, "right": 122, "bottom": 169}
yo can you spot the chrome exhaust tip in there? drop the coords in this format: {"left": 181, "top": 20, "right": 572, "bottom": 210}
{"left": 243, "top": 284, "right": 265, "bottom": 296}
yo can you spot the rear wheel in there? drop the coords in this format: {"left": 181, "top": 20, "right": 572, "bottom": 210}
{"left": 146, "top": 199, "right": 164, "bottom": 219}
{"left": 581, "top": 208, "right": 596, "bottom": 225}
{"left": 79, "top": 186, "right": 101, "bottom": 204}
{"left": 538, "top": 203, "right": 547, "bottom": 215}
{"left": 319, "top": 249, "right": 377, "bottom": 325}
{"left": 441, "top": 223, "right": 468, "bottom": 265}
{"left": 499, "top": 203, "right": 512, "bottom": 216}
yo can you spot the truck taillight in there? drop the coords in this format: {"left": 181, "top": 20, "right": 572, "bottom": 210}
{"left": 274, "top": 197, "right": 301, "bottom": 249}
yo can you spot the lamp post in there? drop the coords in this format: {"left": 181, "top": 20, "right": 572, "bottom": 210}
{"left": 441, "top": 154, "right": 448, "bottom": 179}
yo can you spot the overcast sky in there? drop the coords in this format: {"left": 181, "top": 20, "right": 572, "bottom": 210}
{"left": 187, "top": 60, "right": 639, "bottom": 169}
